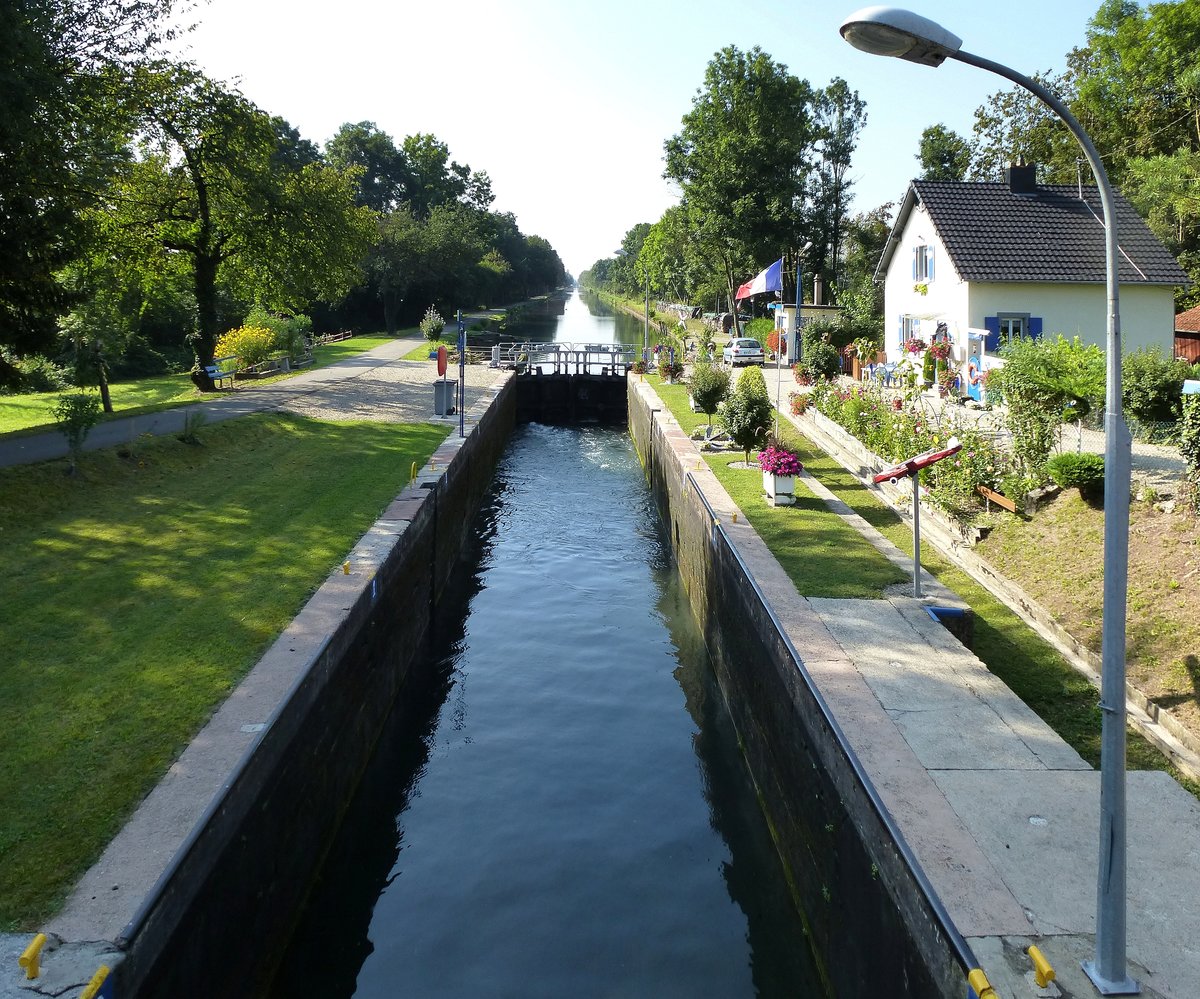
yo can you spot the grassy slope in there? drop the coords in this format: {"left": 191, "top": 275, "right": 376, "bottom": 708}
{"left": 0, "top": 413, "right": 445, "bottom": 929}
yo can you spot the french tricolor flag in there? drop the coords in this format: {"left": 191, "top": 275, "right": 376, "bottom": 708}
{"left": 735, "top": 257, "right": 784, "bottom": 300}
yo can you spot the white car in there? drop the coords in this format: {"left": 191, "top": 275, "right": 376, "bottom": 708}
{"left": 723, "top": 338, "right": 765, "bottom": 366}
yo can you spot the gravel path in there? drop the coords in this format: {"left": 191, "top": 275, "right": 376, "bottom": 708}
{"left": 276, "top": 358, "right": 504, "bottom": 423}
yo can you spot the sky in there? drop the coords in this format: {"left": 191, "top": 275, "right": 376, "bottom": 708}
{"left": 172, "top": 0, "right": 1104, "bottom": 279}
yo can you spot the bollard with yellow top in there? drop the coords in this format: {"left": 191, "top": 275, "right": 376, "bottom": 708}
{"left": 967, "top": 967, "right": 998, "bottom": 999}
{"left": 1026, "top": 945, "right": 1056, "bottom": 989}
{"left": 19, "top": 933, "right": 46, "bottom": 979}
{"left": 79, "top": 963, "right": 111, "bottom": 999}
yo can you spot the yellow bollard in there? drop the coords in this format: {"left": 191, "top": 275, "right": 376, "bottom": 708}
{"left": 79, "top": 964, "right": 111, "bottom": 999}
{"left": 1026, "top": 946, "right": 1055, "bottom": 988}
{"left": 342, "top": 561, "right": 351, "bottom": 575}
{"left": 732, "top": 512, "right": 738, "bottom": 523}
{"left": 19, "top": 933, "right": 46, "bottom": 980}
{"left": 967, "top": 968, "right": 998, "bottom": 998}
{"left": 410, "top": 461, "right": 418, "bottom": 484}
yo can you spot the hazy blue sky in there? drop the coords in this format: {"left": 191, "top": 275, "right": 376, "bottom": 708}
{"left": 176, "top": 0, "right": 1104, "bottom": 278}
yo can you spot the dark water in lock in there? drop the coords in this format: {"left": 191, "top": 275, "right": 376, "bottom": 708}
{"left": 269, "top": 294, "right": 823, "bottom": 997}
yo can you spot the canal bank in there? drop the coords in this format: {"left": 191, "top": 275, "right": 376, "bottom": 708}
{"left": 6, "top": 373, "right": 516, "bottom": 998}
{"left": 628, "top": 374, "right": 1200, "bottom": 998}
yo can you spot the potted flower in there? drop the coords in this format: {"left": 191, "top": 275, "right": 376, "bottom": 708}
{"left": 928, "top": 338, "right": 951, "bottom": 362}
{"left": 758, "top": 443, "right": 803, "bottom": 506}
{"left": 660, "top": 359, "right": 685, "bottom": 383}
{"left": 903, "top": 336, "right": 927, "bottom": 356}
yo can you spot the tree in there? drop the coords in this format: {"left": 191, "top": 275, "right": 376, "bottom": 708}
{"left": 325, "top": 121, "right": 409, "bottom": 212}
{"left": 0, "top": 0, "right": 181, "bottom": 384}
{"left": 969, "top": 69, "right": 1079, "bottom": 182}
{"left": 664, "top": 46, "right": 818, "bottom": 332}
{"left": 721, "top": 365, "right": 773, "bottom": 463}
{"left": 688, "top": 361, "right": 730, "bottom": 434}
{"left": 917, "top": 125, "right": 972, "bottom": 182}
{"left": 402, "top": 133, "right": 494, "bottom": 218}
{"left": 810, "top": 78, "right": 868, "bottom": 298}
{"left": 99, "top": 67, "right": 376, "bottom": 387}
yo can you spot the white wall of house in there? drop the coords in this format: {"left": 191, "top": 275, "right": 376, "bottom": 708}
{"left": 967, "top": 282, "right": 1175, "bottom": 354}
{"left": 881, "top": 203, "right": 970, "bottom": 366}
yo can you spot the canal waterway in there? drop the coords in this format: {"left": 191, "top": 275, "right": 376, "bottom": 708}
{"left": 269, "top": 294, "right": 823, "bottom": 997}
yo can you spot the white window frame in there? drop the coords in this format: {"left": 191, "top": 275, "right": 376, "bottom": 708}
{"left": 998, "top": 313, "right": 1029, "bottom": 344}
{"left": 914, "top": 244, "right": 934, "bottom": 283}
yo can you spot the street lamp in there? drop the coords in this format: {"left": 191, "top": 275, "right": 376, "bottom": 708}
{"left": 840, "top": 8, "right": 1137, "bottom": 995}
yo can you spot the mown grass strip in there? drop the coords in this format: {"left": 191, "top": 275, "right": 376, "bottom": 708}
{"left": 0, "top": 413, "right": 445, "bottom": 929}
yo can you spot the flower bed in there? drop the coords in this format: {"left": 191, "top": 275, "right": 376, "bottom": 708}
{"left": 809, "top": 381, "right": 1013, "bottom": 521}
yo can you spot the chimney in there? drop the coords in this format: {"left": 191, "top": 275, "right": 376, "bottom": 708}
{"left": 1006, "top": 161, "right": 1037, "bottom": 195}
{"left": 813, "top": 272, "right": 825, "bottom": 306}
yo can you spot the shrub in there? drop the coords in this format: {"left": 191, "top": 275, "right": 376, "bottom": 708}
{"left": 214, "top": 326, "right": 276, "bottom": 368}
{"left": 737, "top": 363, "right": 769, "bottom": 400}
{"left": 7, "top": 354, "right": 71, "bottom": 393}
{"left": 53, "top": 392, "right": 101, "bottom": 472}
{"left": 721, "top": 390, "right": 773, "bottom": 463}
{"left": 420, "top": 306, "right": 446, "bottom": 341}
{"left": 1180, "top": 395, "right": 1200, "bottom": 477}
{"left": 689, "top": 362, "right": 730, "bottom": 428}
{"left": 1047, "top": 451, "right": 1105, "bottom": 498}
{"left": 790, "top": 392, "right": 809, "bottom": 416}
{"left": 800, "top": 325, "right": 840, "bottom": 381}
{"left": 744, "top": 317, "right": 773, "bottom": 343}
{"left": 244, "top": 308, "right": 312, "bottom": 362}
{"left": 1122, "top": 346, "right": 1190, "bottom": 424}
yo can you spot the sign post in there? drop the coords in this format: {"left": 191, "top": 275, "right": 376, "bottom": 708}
{"left": 457, "top": 311, "right": 466, "bottom": 438}
{"left": 872, "top": 437, "right": 962, "bottom": 597}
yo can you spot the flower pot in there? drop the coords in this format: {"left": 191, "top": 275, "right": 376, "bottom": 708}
{"left": 763, "top": 472, "right": 796, "bottom": 506}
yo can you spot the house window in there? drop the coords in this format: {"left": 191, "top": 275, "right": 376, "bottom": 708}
{"left": 913, "top": 244, "right": 935, "bottom": 283}
{"left": 900, "top": 314, "right": 920, "bottom": 350}
{"left": 998, "top": 313, "right": 1029, "bottom": 344}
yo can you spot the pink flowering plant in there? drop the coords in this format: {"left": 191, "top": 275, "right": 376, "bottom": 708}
{"left": 758, "top": 444, "right": 803, "bottom": 477}
{"left": 928, "top": 338, "right": 951, "bottom": 361}
{"left": 903, "top": 336, "right": 927, "bottom": 355}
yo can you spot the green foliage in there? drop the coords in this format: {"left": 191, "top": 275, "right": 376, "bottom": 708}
{"left": 722, "top": 367, "right": 774, "bottom": 462}
{"left": 419, "top": 305, "right": 446, "bottom": 341}
{"left": 214, "top": 325, "right": 276, "bottom": 368}
{"left": 1047, "top": 451, "right": 1106, "bottom": 497}
{"left": 244, "top": 308, "right": 312, "bottom": 362}
{"left": 811, "top": 381, "right": 1012, "bottom": 516}
{"left": 52, "top": 392, "right": 102, "bottom": 470}
{"left": 917, "top": 124, "right": 971, "bottom": 181}
{"left": 1121, "top": 346, "right": 1190, "bottom": 424}
{"left": 3, "top": 353, "right": 71, "bottom": 394}
{"left": 689, "top": 362, "right": 730, "bottom": 427}
{"left": 989, "top": 335, "right": 1105, "bottom": 479}
{"left": 664, "top": 45, "right": 818, "bottom": 310}
{"left": 1180, "top": 395, "right": 1200, "bottom": 478}
{"left": 922, "top": 349, "right": 935, "bottom": 387}
{"left": 800, "top": 322, "right": 840, "bottom": 381}
{"left": 744, "top": 317, "right": 773, "bottom": 343}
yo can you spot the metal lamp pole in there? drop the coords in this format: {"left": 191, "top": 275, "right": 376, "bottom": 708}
{"left": 841, "top": 9, "right": 1135, "bottom": 994}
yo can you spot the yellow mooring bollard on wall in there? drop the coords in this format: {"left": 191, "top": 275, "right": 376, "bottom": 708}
{"left": 1026, "top": 945, "right": 1056, "bottom": 989}
{"left": 967, "top": 967, "right": 997, "bottom": 999}
{"left": 18, "top": 933, "right": 46, "bottom": 979}
{"left": 79, "top": 963, "right": 111, "bottom": 999}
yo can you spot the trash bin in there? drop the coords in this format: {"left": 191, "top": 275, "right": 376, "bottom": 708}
{"left": 433, "top": 379, "right": 455, "bottom": 416}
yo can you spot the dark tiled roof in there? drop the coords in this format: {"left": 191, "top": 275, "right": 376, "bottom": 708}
{"left": 910, "top": 180, "right": 1189, "bottom": 286}
{"left": 1177, "top": 304, "right": 1200, "bottom": 333}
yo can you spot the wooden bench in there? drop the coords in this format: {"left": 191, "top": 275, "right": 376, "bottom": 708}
{"left": 205, "top": 355, "right": 238, "bottom": 388}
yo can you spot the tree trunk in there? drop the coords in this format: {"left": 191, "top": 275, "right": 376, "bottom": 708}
{"left": 381, "top": 288, "right": 400, "bottom": 337}
{"left": 191, "top": 253, "right": 220, "bottom": 391}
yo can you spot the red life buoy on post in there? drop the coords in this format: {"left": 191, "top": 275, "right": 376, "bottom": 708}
{"left": 437, "top": 345, "right": 448, "bottom": 377}
{"left": 968, "top": 361, "right": 982, "bottom": 385}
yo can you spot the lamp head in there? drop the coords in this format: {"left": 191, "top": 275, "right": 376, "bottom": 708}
{"left": 839, "top": 6, "right": 962, "bottom": 67}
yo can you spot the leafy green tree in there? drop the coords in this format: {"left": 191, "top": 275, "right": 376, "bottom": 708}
{"left": 402, "top": 133, "right": 494, "bottom": 218}
{"left": 664, "top": 46, "right": 818, "bottom": 330}
{"left": 810, "top": 78, "right": 868, "bottom": 297}
{"left": 721, "top": 366, "right": 773, "bottom": 463}
{"left": 0, "top": 0, "right": 180, "bottom": 383}
{"left": 917, "top": 125, "right": 972, "bottom": 181}
{"left": 99, "top": 67, "right": 375, "bottom": 387}
{"left": 968, "top": 69, "right": 1079, "bottom": 182}
{"left": 325, "top": 121, "right": 409, "bottom": 212}
{"left": 689, "top": 361, "right": 730, "bottom": 434}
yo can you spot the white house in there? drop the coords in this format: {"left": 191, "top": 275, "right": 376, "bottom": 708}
{"left": 875, "top": 164, "right": 1190, "bottom": 399}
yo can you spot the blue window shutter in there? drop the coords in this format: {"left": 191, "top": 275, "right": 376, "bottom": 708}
{"left": 928, "top": 247, "right": 935, "bottom": 282}
{"left": 897, "top": 315, "right": 904, "bottom": 350}
{"left": 1030, "top": 317, "right": 1043, "bottom": 340}
{"left": 984, "top": 316, "right": 1000, "bottom": 353}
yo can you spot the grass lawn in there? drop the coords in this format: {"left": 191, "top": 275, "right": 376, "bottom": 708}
{"left": 0, "top": 334, "right": 402, "bottom": 436}
{"left": 647, "top": 377, "right": 1200, "bottom": 797}
{"left": 0, "top": 413, "right": 446, "bottom": 929}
